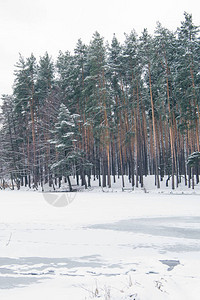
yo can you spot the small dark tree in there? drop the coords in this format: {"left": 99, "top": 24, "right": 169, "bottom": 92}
{"left": 187, "top": 152, "right": 200, "bottom": 189}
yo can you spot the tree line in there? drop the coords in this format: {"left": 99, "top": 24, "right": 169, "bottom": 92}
{"left": 0, "top": 12, "right": 200, "bottom": 190}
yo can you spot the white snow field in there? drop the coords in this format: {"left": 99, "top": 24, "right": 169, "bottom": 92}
{"left": 0, "top": 178, "right": 200, "bottom": 299}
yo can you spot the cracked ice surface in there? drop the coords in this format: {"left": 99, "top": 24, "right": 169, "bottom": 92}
{"left": 0, "top": 191, "right": 200, "bottom": 299}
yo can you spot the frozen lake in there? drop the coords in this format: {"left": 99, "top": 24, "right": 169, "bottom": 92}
{"left": 0, "top": 191, "right": 200, "bottom": 299}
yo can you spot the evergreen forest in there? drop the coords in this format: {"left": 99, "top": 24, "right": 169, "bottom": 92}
{"left": 0, "top": 12, "right": 200, "bottom": 190}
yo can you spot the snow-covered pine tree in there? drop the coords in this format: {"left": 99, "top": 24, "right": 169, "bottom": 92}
{"left": 0, "top": 95, "right": 21, "bottom": 188}
{"left": 13, "top": 54, "right": 38, "bottom": 187}
{"left": 36, "top": 52, "right": 56, "bottom": 187}
{"left": 49, "top": 103, "right": 80, "bottom": 191}
{"left": 123, "top": 30, "right": 144, "bottom": 188}
{"left": 154, "top": 23, "right": 178, "bottom": 189}
{"left": 139, "top": 29, "right": 160, "bottom": 188}
{"left": 86, "top": 31, "right": 111, "bottom": 187}
{"left": 176, "top": 13, "right": 200, "bottom": 153}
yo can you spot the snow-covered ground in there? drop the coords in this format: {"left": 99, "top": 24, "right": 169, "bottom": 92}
{"left": 0, "top": 179, "right": 200, "bottom": 299}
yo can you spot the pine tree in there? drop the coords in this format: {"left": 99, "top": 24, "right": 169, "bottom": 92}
{"left": 86, "top": 32, "right": 111, "bottom": 187}
{"left": 154, "top": 23, "right": 178, "bottom": 188}
{"left": 176, "top": 13, "right": 200, "bottom": 153}
{"left": 140, "top": 29, "right": 160, "bottom": 188}
{"left": 0, "top": 95, "right": 21, "bottom": 188}
{"left": 49, "top": 103, "right": 80, "bottom": 191}
{"left": 13, "top": 54, "right": 38, "bottom": 186}
{"left": 36, "top": 52, "right": 55, "bottom": 187}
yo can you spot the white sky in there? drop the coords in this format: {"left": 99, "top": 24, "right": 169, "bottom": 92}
{"left": 0, "top": 0, "right": 199, "bottom": 97}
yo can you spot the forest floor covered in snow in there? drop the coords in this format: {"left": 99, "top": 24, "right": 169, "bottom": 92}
{"left": 0, "top": 177, "right": 200, "bottom": 299}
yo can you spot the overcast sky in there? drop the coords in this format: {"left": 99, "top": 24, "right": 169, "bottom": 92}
{"left": 0, "top": 0, "right": 199, "bottom": 97}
